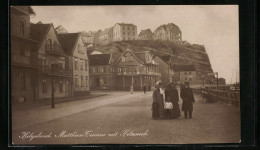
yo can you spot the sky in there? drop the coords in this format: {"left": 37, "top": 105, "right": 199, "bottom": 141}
{"left": 30, "top": 5, "right": 239, "bottom": 84}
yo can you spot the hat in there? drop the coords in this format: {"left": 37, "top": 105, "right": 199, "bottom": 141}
{"left": 184, "top": 81, "right": 190, "bottom": 85}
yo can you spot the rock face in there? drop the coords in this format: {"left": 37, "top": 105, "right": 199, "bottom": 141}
{"left": 92, "top": 40, "right": 213, "bottom": 73}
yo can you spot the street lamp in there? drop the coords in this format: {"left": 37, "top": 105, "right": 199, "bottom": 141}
{"left": 51, "top": 64, "right": 55, "bottom": 108}
{"left": 201, "top": 75, "right": 205, "bottom": 87}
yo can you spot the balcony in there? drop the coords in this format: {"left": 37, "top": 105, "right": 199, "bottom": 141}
{"left": 11, "top": 54, "right": 39, "bottom": 68}
{"left": 40, "top": 66, "right": 72, "bottom": 77}
{"left": 45, "top": 45, "right": 64, "bottom": 56}
{"left": 116, "top": 71, "right": 161, "bottom": 76}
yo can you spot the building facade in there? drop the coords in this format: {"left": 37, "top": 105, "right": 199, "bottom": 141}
{"left": 153, "top": 23, "right": 182, "bottom": 44}
{"left": 31, "top": 23, "right": 72, "bottom": 100}
{"left": 114, "top": 49, "right": 161, "bottom": 91}
{"left": 99, "top": 27, "right": 113, "bottom": 45}
{"left": 113, "top": 23, "right": 137, "bottom": 41}
{"left": 154, "top": 55, "right": 174, "bottom": 86}
{"left": 172, "top": 65, "right": 201, "bottom": 85}
{"left": 58, "top": 33, "right": 90, "bottom": 96}
{"left": 89, "top": 54, "right": 117, "bottom": 90}
{"left": 11, "top": 6, "right": 40, "bottom": 104}
{"left": 138, "top": 29, "right": 153, "bottom": 40}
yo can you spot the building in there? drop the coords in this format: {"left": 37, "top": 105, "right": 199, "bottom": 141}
{"left": 114, "top": 49, "right": 161, "bottom": 91}
{"left": 156, "top": 55, "right": 174, "bottom": 86}
{"left": 113, "top": 23, "right": 137, "bottom": 42}
{"left": 99, "top": 27, "right": 113, "bottom": 45}
{"left": 153, "top": 23, "right": 182, "bottom": 44}
{"left": 11, "top": 6, "right": 40, "bottom": 104}
{"left": 172, "top": 65, "right": 200, "bottom": 85}
{"left": 58, "top": 33, "right": 90, "bottom": 96}
{"left": 54, "top": 25, "right": 68, "bottom": 34}
{"left": 31, "top": 23, "right": 72, "bottom": 100}
{"left": 138, "top": 29, "right": 153, "bottom": 40}
{"left": 88, "top": 53, "right": 119, "bottom": 90}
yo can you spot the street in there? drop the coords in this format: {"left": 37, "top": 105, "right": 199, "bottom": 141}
{"left": 12, "top": 91, "right": 240, "bottom": 144}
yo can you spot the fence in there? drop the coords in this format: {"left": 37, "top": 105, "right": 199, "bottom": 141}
{"left": 192, "top": 88, "right": 240, "bottom": 107}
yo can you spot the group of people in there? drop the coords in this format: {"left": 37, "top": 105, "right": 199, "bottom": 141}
{"left": 151, "top": 81, "right": 195, "bottom": 120}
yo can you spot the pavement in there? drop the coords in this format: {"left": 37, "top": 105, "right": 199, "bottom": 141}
{"left": 12, "top": 91, "right": 147, "bottom": 130}
{"left": 12, "top": 90, "right": 241, "bottom": 144}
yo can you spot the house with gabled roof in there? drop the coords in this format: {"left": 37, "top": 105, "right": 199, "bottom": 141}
{"left": 58, "top": 33, "right": 90, "bottom": 96}
{"left": 172, "top": 64, "right": 200, "bottom": 84}
{"left": 114, "top": 49, "right": 161, "bottom": 90}
{"left": 153, "top": 23, "right": 182, "bottom": 44}
{"left": 100, "top": 27, "right": 113, "bottom": 45}
{"left": 31, "top": 23, "right": 72, "bottom": 99}
{"left": 138, "top": 29, "right": 153, "bottom": 40}
{"left": 55, "top": 25, "right": 68, "bottom": 34}
{"left": 88, "top": 53, "right": 119, "bottom": 90}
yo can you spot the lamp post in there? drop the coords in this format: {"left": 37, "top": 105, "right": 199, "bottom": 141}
{"left": 202, "top": 75, "right": 205, "bottom": 87}
{"left": 51, "top": 64, "right": 55, "bottom": 108}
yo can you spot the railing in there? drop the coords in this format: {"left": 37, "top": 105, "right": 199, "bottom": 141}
{"left": 39, "top": 66, "right": 72, "bottom": 77}
{"left": 45, "top": 45, "right": 64, "bottom": 55}
{"left": 11, "top": 54, "right": 39, "bottom": 68}
{"left": 193, "top": 87, "right": 240, "bottom": 107}
{"left": 116, "top": 71, "right": 161, "bottom": 76}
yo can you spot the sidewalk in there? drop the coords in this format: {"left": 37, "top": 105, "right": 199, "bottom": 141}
{"left": 12, "top": 92, "right": 107, "bottom": 111}
{"left": 12, "top": 91, "right": 152, "bottom": 130}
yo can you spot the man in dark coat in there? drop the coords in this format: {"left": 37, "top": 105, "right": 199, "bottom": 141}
{"left": 143, "top": 84, "right": 147, "bottom": 94}
{"left": 180, "top": 81, "right": 195, "bottom": 119}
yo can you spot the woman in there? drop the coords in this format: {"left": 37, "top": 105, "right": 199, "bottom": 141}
{"left": 152, "top": 81, "right": 164, "bottom": 120}
{"left": 165, "top": 82, "right": 181, "bottom": 119}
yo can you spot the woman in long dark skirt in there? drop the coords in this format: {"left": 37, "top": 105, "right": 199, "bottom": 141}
{"left": 152, "top": 81, "right": 165, "bottom": 120}
{"left": 165, "top": 82, "right": 181, "bottom": 119}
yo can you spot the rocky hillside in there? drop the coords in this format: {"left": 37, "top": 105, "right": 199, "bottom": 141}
{"left": 93, "top": 40, "right": 213, "bottom": 73}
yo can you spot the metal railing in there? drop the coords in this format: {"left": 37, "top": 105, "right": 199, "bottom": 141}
{"left": 116, "top": 71, "right": 161, "bottom": 76}
{"left": 39, "top": 66, "right": 72, "bottom": 77}
{"left": 45, "top": 45, "right": 63, "bottom": 55}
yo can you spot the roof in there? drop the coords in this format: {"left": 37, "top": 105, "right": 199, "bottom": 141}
{"left": 100, "top": 27, "right": 113, "bottom": 36}
{"left": 138, "top": 29, "right": 152, "bottom": 36}
{"left": 88, "top": 54, "right": 111, "bottom": 66}
{"left": 30, "top": 23, "right": 52, "bottom": 42}
{"left": 116, "top": 23, "right": 136, "bottom": 27}
{"left": 172, "top": 65, "right": 195, "bottom": 71}
{"left": 154, "top": 23, "right": 181, "bottom": 33}
{"left": 58, "top": 33, "right": 80, "bottom": 55}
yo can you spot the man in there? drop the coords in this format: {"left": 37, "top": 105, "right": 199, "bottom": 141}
{"left": 143, "top": 84, "right": 147, "bottom": 94}
{"left": 180, "top": 81, "right": 195, "bottom": 119}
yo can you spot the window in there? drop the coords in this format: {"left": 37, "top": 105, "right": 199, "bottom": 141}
{"left": 86, "top": 76, "right": 88, "bottom": 87}
{"left": 78, "top": 44, "right": 82, "bottom": 53}
{"left": 80, "top": 59, "right": 83, "bottom": 70}
{"left": 189, "top": 78, "right": 192, "bottom": 81}
{"left": 20, "top": 72, "right": 26, "bottom": 89}
{"left": 122, "top": 57, "right": 126, "bottom": 62}
{"left": 19, "top": 21, "right": 25, "bottom": 36}
{"left": 123, "top": 32, "right": 125, "bottom": 35}
{"left": 189, "top": 72, "right": 192, "bottom": 75}
{"left": 59, "top": 80, "right": 63, "bottom": 92}
{"left": 75, "top": 58, "right": 78, "bottom": 70}
{"left": 81, "top": 76, "right": 84, "bottom": 87}
{"left": 20, "top": 45, "right": 25, "bottom": 56}
{"left": 42, "top": 79, "right": 47, "bottom": 93}
{"left": 127, "top": 27, "right": 130, "bottom": 30}
{"left": 85, "top": 60, "right": 88, "bottom": 71}
{"left": 75, "top": 75, "right": 79, "bottom": 87}
{"left": 184, "top": 72, "right": 187, "bottom": 75}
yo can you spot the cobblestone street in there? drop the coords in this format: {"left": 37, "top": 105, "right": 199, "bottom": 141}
{"left": 12, "top": 91, "right": 240, "bottom": 144}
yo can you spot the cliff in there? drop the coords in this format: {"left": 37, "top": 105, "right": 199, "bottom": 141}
{"left": 92, "top": 40, "right": 213, "bottom": 73}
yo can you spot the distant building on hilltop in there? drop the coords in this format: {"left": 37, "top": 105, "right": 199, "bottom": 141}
{"left": 138, "top": 29, "right": 153, "bottom": 40}
{"left": 153, "top": 23, "right": 182, "bottom": 44}
{"left": 100, "top": 27, "right": 113, "bottom": 45}
{"left": 113, "top": 23, "right": 137, "bottom": 42}
{"left": 54, "top": 25, "right": 68, "bottom": 34}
